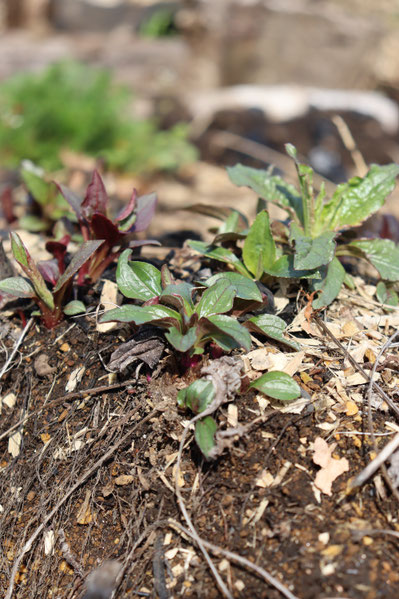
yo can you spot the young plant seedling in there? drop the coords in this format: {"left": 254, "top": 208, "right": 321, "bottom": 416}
{"left": 0, "top": 232, "right": 103, "bottom": 328}
{"left": 100, "top": 250, "right": 300, "bottom": 357}
{"left": 189, "top": 145, "right": 399, "bottom": 308}
{"left": 177, "top": 367, "right": 301, "bottom": 459}
{"left": 57, "top": 169, "right": 159, "bottom": 284}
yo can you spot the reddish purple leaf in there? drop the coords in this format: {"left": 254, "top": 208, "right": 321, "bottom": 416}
{"left": 133, "top": 192, "right": 157, "bottom": 232}
{"left": 115, "top": 189, "right": 137, "bottom": 222}
{"left": 81, "top": 170, "right": 108, "bottom": 220}
{"left": 127, "top": 239, "right": 161, "bottom": 249}
{"left": 53, "top": 240, "right": 105, "bottom": 292}
{"left": 57, "top": 183, "right": 83, "bottom": 220}
{"left": 0, "top": 186, "right": 16, "bottom": 224}
{"left": 90, "top": 213, "right": 120, "bottom": 247}
{"left": 38, "top": 259, "right": 60, "bottom": 285}
{"left": 46, "top": 235, "right": 70, "bottom": 274}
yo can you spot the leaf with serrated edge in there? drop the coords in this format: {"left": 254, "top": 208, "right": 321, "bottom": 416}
{"left": 250, "top": 371, "right": 301, "bottom": 401}
{"left": 263, "top": 254, "right": 320, "bottom": 279}
{"left": 348, "top": 238, "right": 399, "bottom": 281}
{"left": 116, "top": 251, "right": 162, "bottom": 300}
{"left": 290, "top": 223, "right": 336, "bottom": 270}
{"left": 227, "top": 164, "right": 303, "bottom": 222}
{"left": 195, "top": 416, "right": 218, "bottom": 458}
{"left": 320, "top": 164, "right": 399, "bottom": 233}
{"left": 311, "top": 257, "right": 346, "bottom": 309}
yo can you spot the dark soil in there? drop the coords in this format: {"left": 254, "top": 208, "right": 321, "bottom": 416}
{"left": 1, "top": 297, "right": 399, "bottom": 599}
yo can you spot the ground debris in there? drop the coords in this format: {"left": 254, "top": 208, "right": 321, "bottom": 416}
{"left": 108, "top": 329, "right": 165, "bottom": 371}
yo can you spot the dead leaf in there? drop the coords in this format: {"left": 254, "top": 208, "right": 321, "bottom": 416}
{"left": 8, "top": 431, "right": 22, "bottom": 457}
{"left": 255, "top": 469, "right": 274, "bottom": 488}
{"left": 34, "top": 354, "right": 56, "bottom": 377}
{"left": 108, "top": 329, "right": 164, "bottom": 372}
{"left": 65, "top": 366, "right": 86, "bottom": 392}
{"left": 246, "top": 348, "right": 271, "bottom": 371}
{"left": 1, "top": 392, "right": 16, "bottom": 410}
{"left": 312, "top": 437, "right": 349, "bottom": 496}
{"left": 97, "top": 280, "right": 120, "bottom": 333}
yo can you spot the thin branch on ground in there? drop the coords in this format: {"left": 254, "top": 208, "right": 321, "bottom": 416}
{"left": 0, "top": 317, "right": 33, "bottom": 381}
{"left": 314, "top": 316, "right": 399, "bottom": 497}
{"left": 312, "top": 314, "right": 399, "bottom": 419}
{"left": 175, "top": 418, "right": 233, "bottom": 599}
{"left": 168, "top": 519, "right": 300, "bottom": 599}
{"left": 4, "top": 405, "right": 158, "bottom": 599}
{"left": 0, "top": 376, "right": 141, "bottom": 443}
{"left": 350, "top": 330, "right": 399, "bottom": 497}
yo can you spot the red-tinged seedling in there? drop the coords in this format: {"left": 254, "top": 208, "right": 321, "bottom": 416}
{"left": 0, "top": 232, "right": 103, "bottom": 328}
{"left": 57, "top": 169, "right": 159, "bottom": 284}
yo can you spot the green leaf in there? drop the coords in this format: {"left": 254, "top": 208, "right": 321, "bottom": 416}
{"left": 376, "top": 281, "right": 399, "bottom": 307}
{"left": 243, "top": 211, "right": 276, "bottom": 277}
{"left": 263, "top": 254, "right": 320, "bottom": 279}
{"left": 195, "top": 416, "right": 218, "bottom": 459}
{"left": 202, "top": 272, "right": 262, "bottom": 302}
{"left": 227, "top": 163, "right": 303, "bottom": 222}
{"left": 217, "top": 209, "right": 243, "bottom": 234}
{"left": 205, "top": 314, "right": 251, "bottom": 351}
{"left": 53, "top": 240, "right": 104, "bottom": 292}
{"left": 343, "top": 272, "right": 355, "bottom": 290}
{"left": 99, "top": 304, "right": 181, "bottom": 327}
{"left": 160, "top": 282, "right": 194, "bottom": 314}
{"left": 246, "top": 314, "right": 301, "bottom": 351}
{"left": 177, "top": 378, "right": 215, "bottom": 413}
{"left": 21, "top": 168, "right": 52, "bottom": 206}
{"left": 63, "top": 300, "right": 86, "bottom": 315}
{"left": 116, "top": 250, "right": 162, "bottom": 300}
{"left": 0, "top": 276, "right": 35, "bottom": 298}
{"left": 250, "top": 371, "right": 301, "bottom": 401}
{"left": 290, "top": 222, "right": 336, "bottom": 270}
{"left": 18, "top": 215, "right": 48, "bottom": 232}
{"left": 188, "top": 240, "right": 250, "bottom": 277}
{"left": 321, "top": 164, "right": 399, "bottom": 233}
{"left": 347, "top": 239, "right": 399, "bottom": 281}
{"left": 10, "top": 232, "right": 55, "bottom": 309}
{"left": 196, "top": 279, "right": 236, "bottom": 318}
{"left": 311, "top": 257, "right": 346, "bottom": 309}
{"left": 165, "top": 326, "right": 198, "bottom": 353}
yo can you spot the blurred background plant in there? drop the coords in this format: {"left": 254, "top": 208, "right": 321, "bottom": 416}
{"left": 0, "top": 60, "right": 197, "bottom": 174}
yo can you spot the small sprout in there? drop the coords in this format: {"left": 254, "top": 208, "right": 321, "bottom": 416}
{"left": 0, "top": 233, "right": 102, "bottom": 329}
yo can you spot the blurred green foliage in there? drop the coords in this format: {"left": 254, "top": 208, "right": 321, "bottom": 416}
{"left": 0, "top": 61, "right": 196, "bottom": 173}
{"left": 139, "top": 8, "right": 177, "bottom": 38}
